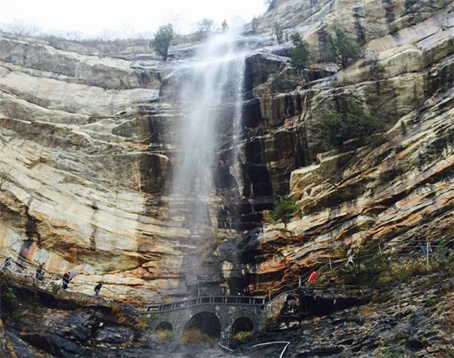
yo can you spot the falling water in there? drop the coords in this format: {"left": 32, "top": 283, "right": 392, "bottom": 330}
{"left": 154, "top": 30, "right": 260, "bottom": 357}
{"left": 169, "top": 30, "right": 246, "bottom": 236}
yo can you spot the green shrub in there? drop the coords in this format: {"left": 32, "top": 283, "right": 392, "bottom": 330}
{"left": 274, "top": 22, "right": 284, "bottom": 44}
{"left": 395, "top": 261, "right": 427, "bottom": 283}
{"left": 270, "top": 200, "right": 298, "bottom": 227}
{"left": 326, "top": 27, "right": 361, "bottom": 68}
{"left": 233, "top": 331, "right": 252, "bottom": 341}
{"left": 379, "top": 347, "right": 404, "bottom": 358}
{"left": 423, "top": 297, "right": 443, "bottom": 308}
{"left": 290, "top": 32, "right": 301, "bottom": 46}
{"left": 400, "top": 121, "right": 408, "bottom": 135}
{"left": 270, "top": 73, "right": 285, "bottom": 92}
{"left": 151, "top": 24, "right": 175, "bottom": 61}
{"left": 290, "top": 41, "right": 310, "bottom": 68}
{"left": 321, "top": 102, "right": 383, "bottom": 149}
{"left": 196, "top": 18, "right": 214, "bottom": 40}
{"left": 290, "top": 32, "right": 310, "bottom": 69}
{"left": 429, "top": 238, "right": 454, "bottom": 273}
{"left": 1, "top": 287, "right": 17, "bottom": 307}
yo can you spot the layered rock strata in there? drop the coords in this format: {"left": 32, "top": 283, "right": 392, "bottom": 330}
{"left": 0, "top": 0, "right": 453, "bottom": 304}
{"left": 234, "top": 0, "right": 454, "bottom": 295}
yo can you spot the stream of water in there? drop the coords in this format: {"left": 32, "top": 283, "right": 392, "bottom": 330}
{"left": 169, "top": 29, "right": 247, "bottom": 235}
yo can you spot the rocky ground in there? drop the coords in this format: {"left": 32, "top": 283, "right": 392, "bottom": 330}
{"left": 1, "top": 254, "right": 452, "bottom": 357}
{"left": 0, "top": 272, "right": 231, "bottom": 357}
{"left": 256, "top": 277, "right": 453, "bottom": 357}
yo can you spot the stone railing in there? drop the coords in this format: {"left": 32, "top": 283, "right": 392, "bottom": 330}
{"left": 146, "top": 295, "right": 267, "bottom": 312}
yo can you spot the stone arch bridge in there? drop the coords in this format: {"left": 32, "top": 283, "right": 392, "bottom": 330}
{"left": 144, "top": 296, "right": 270, "bottom": 343}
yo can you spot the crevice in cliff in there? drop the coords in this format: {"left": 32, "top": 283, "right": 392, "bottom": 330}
{"left": 353, "top": 6, "right": 366, "bottom": 46}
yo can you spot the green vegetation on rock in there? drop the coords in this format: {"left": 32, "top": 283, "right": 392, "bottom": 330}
{"left": 321, "top": 102, "right": 383, "bottom": 149}
{"left": 290, "top": 32, "right": 310, "bottom": 69}
{"left": 151, "top": 24, "right": 175, "bottom": 61}
{"left": 233, "top": 330, "right": 252, "bottom": 341}
{"left": 197, "top": 18, "right": 214, "bottom": 40}
{"left": 270, "top": 199, "right": 298, "bottom": 227}
{"left": 273, "top": 21, "right": 284, "bottom": 44}
{"left": 327, "top": 27, "right": 361, "bottom": 69}
{"left": 1, "top": 286, "right": 17, "bottom": 309}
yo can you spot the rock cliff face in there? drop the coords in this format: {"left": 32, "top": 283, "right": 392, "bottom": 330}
{"left": 236, "top": 0, "right": 454, "bottom": 296}
{"left": 0, "top": 0, "right": 453, "bottom": 305}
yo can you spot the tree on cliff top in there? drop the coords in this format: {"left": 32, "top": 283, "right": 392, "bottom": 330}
{"left": 197, "top": 18, "right": 214, "bottom": 40}
{"left": 326, "top": 28, "right": 361, "bottom": 69}
{"left": 151, "top": 24, "right": 175, "bottom": 61}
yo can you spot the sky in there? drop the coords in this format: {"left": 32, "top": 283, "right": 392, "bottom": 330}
{"left": 0, "top": 0, "right": 269, "bottom": 38}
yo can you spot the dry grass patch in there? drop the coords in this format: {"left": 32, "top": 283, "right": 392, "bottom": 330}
{"left": 135, "top": 318, "right": 147, "bottom": 330}
{"left": 156, "top": 329, "right": 173, "bottom": 343}
{"left": 180, "top": 328, "right": 218, "bottom": 348}
{"left": 361, "top": 306, "right": 374, "bottom": 316}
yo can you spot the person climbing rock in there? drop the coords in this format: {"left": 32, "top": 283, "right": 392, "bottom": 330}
{"left": 94, "top": 282, "right": 103, "bottom": 297}
{"left": 2, "top": 257, "right": 11, "bottom": 271}
{"left": 347, "top": 248, "right": 355, "bottom": 268}
{"left": 35, "top": 263, "right": 44, "bottom": 281}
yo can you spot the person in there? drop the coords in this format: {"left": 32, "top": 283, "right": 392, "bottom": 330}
{"left": 2, "top": 257, "right": 11, "bottom": 270}
{"left": 66, "top": 270, "right": 78, "bottom": 281}
{"left": 308, "top": 270, "right": 317, "bottom": 284}
{"left": 287, "top": 295, "right": 298, "bottom": 313}
{"left": 180, "top": 297, "right": 188, "bottom": 307}
{"left": 222, "top": 20, "right": 229, "bottom": 32}
{"left": 347, "top": 248, "right": 355, "bottom": 266}
{"left": 62, "top": 272, "right": 70, "bottom": 290}
{"left": 94, "top": 283, "right": 103, "bottom": 297}
{"left": 419, "top": 241, "right": 427, "bottom": 254}
{"left": 35, "top": 263, "right": 44, "bottom": 281}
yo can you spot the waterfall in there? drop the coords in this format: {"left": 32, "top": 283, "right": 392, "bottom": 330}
{"left": 169, "top": 30, "right": 246, "bottom": 236}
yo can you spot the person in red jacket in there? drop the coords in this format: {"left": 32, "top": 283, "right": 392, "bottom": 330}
{"left": 308, "top": 270, "right": 317, "bottom": 284}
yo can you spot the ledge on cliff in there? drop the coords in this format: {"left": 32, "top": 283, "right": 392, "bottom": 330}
{"left": 0, "top": 272, "right": 157, "bottom": 357}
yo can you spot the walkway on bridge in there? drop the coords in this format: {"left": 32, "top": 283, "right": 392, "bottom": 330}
{"left": 146, "top": 295, "right": 266, "bottom": 312}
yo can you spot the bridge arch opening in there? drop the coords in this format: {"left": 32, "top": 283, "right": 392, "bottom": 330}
{"left": 156, "top": 321, "right": 173, "bottom": 332}
{"left": 232, "top": 317, "right": 253, "bottom": 339}
{"left": 183, "top": 312, "right": 221, "bottom": 340}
